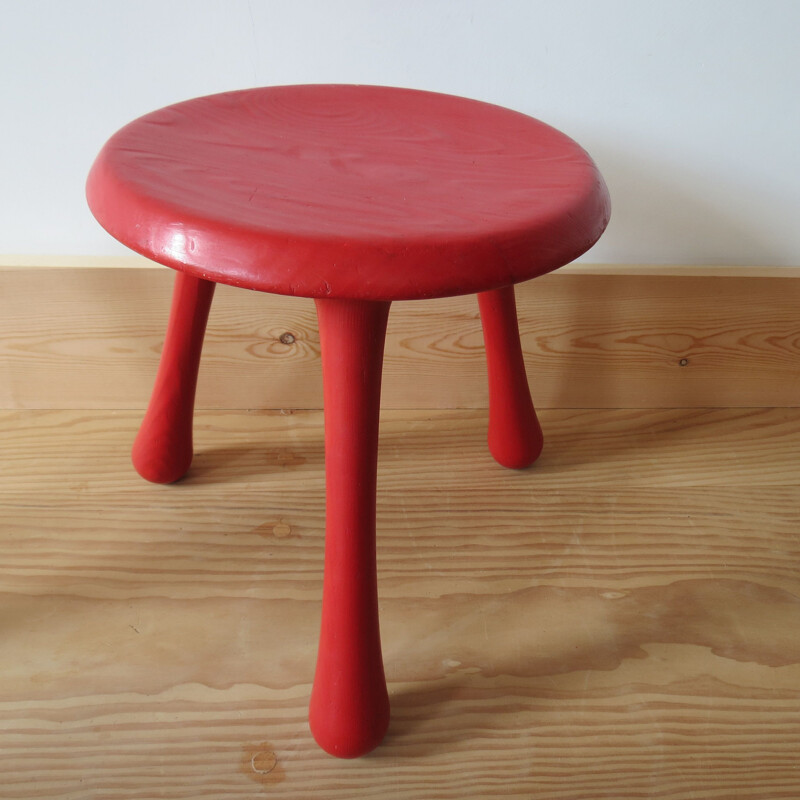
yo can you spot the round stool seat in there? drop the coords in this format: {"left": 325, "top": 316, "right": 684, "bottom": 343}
{"left": 87, "top": 84, "right": 610, "bottom": 300}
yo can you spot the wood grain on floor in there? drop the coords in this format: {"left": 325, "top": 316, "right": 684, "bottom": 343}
{"left": 3, "top": 267, "right": 800, "bottom": 410}
{"left": 1, "top": 408, "right": 799, "bottom": 799}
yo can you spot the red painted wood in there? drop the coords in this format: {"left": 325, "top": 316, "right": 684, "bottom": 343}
{"left": 478, "top": 286, "right": 544, "bottom": 469}
{"left": 86, "top": 85, "right": 610, "bottom": 301}
{"left": 309, "top": 298, "right": 391, "bottom": 758}
{"left": 132, "top": 272, "right": 215, "bottom": 483}
{"left": 87, "top": 85, "right": 612, "bottom": 758}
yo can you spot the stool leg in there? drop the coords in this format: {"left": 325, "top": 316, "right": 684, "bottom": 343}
{"left": 478, "top": 285, "right": 543, "bottom": 469}
{"left": 310, "top": 298, "right": 391, "bottom": 758}
{"left": 132, "top": 271, "right": 215, "bottom": 483}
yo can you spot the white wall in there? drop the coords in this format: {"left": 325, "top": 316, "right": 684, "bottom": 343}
{"left": 2, "top": 0, "right": 798, "bottom": 265}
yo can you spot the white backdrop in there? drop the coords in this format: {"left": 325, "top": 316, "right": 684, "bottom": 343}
{"left": 1, "top": 0, "right": 798, "bottom": 265}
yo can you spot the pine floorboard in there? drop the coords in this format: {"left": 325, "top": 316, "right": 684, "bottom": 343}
{"left": 1, "top": 407, "right": 799, "bottom": 798}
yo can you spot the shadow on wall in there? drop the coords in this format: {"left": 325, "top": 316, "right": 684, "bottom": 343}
{"left": 522, "top": 144, "right": 800, "bottom": 410}
{"left": 585, "top": 144, "right": 792, "bottom": 267}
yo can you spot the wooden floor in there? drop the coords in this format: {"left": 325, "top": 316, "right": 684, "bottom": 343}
{"left": 1, "top": 407, "right": 800, "bottom": 799}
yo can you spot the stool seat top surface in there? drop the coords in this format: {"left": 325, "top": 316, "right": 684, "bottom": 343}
{"left": 87, "top": 85, "right": 610, "bottom": 300}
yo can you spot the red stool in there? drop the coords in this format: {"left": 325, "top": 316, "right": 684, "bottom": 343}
{"left": 87, "top": 85, "right": 610, "bottom": 757}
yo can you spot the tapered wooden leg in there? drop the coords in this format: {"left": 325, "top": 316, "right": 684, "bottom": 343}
{"left": 478, "top": 285, "right": 543, "bottom": 469}
{"left": 132, "top": 271, "right": 216, "bottom": 483}
{"left": 310, "top": 298, "right": 391, "bottom": 758}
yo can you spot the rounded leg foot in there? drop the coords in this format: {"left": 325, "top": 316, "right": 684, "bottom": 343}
{"left": 478, "top": 285, "right": 543, "bottom": 469}
{"left": 132, "top": 272, "right": 215, "bottom": 483}
{"left": 309, "top": 298, "right": 391, "bottom": 758}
